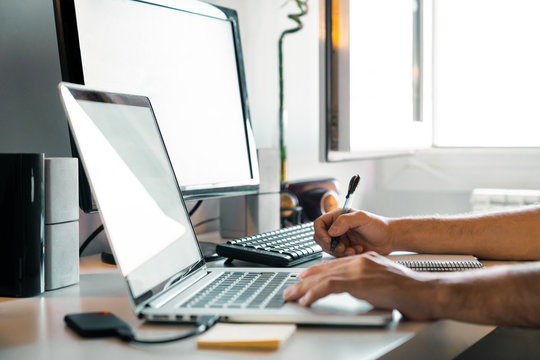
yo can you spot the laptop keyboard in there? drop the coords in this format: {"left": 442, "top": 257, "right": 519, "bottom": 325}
{"left": 179, "top": 271, "right": 299, "bottom": 310}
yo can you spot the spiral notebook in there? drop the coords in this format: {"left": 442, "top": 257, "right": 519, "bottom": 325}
{"left": 386, "top": 253, "right": 484, "bottom": 272}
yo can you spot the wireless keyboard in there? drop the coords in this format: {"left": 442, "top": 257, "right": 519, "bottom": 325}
{"left": 216, "top": 222, "right": 322, "bottom": 267}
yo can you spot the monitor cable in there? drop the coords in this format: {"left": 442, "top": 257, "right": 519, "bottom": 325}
{"left": 188, "top": 200, "right": 203, "bottom": 216}
{"left": 188, "top": 201, "right": 224, "bottom": 262}
{"left": 193, "top": 217, "right": 219, "bottom": 229}
{"left": 79, "top": 224, "right": 104, "bottom": 257}
{"left": 79, "top": 200, "right": 205, "bottom": 259}
{"left": 194, "top": 217, "right": 223, "bottom": 262}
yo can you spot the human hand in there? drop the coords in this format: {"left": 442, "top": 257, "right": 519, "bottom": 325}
{"left": 315, "top": 209, "right": 394, "bottom": 257}
{"left": 283, "top": 252, "right": 439, "bottom": 321}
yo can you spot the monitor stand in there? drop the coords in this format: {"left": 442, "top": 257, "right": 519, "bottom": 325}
{"left": 219, "top": 193, "right": 280, "bottom": 238}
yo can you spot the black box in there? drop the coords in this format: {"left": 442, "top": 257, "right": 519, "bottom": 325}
{"left": 0, "top": 153, "right": 45, "bottom": 297}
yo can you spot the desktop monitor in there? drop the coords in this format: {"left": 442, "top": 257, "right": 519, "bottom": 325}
{"left": 53, "top": 0, "right": 259, "bottom": 212}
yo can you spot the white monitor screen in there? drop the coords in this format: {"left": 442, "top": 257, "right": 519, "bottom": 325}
{"left": 65, "top": 0, "right": 258, "bottom": 198}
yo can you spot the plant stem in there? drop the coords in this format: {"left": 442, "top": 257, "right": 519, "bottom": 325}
{"left": 278, "top": 0, "right": 308, "bottom": 183}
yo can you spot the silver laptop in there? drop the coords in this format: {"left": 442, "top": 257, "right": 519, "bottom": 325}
{"left": 58, "top": 82, "right": 393, "bottom": 326}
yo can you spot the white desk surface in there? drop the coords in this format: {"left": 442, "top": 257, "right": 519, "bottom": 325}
{"left": 0, "top": 254, "right": 497, "bottom": 360}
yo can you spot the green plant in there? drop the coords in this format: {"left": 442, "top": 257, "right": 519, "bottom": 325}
{"left": 278, "top": 0, "right": 309, "bottom": 182}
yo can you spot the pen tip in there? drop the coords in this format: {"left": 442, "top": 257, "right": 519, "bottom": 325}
{"left": 347, "top": 175, "right": 360, "bottom": 195}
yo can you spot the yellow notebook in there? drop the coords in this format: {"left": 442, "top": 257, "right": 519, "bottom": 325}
{"left": 197, "top": 324, "right": 296, "bottom": 351}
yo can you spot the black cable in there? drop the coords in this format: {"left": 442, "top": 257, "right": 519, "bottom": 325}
{"left": 188, "top": 200, "right": 203, "bottom": 216}
{"left": 116, "top": 315, "right": 220, "bottom": 344}
{"left": 79, "top": 200, "right": 204, "bottom": 258}
{"left": 79, "top": 224, "right": 104, "bottom": 256}
{"left": 193, "top": 217, "right": 219, "bottom": 229}
{"left": 193, "top": 216, "right": 223, "bottom": 262}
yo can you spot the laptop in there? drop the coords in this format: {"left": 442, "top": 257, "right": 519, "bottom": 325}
{"left": 58, "top": 82, "right": 393, "bottom": 326}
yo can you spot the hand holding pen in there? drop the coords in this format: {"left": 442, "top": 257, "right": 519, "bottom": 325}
{"left": 330, "top": 175, "right": 361, "bottom": 252}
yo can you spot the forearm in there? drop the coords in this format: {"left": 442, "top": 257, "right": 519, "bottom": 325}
{"left": 389, "top": 206, "right": 540, "bottom": 260}
{"left": 430, "top": 262, "right": 540, "bottom": 327}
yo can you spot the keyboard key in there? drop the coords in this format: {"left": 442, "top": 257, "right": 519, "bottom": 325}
{"left": 179, "top": 272, "right": 296, "bottom": 310}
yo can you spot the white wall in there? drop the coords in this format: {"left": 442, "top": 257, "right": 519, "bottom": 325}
{"left": 211, "top": 0, "right": 540, "bottom": 219}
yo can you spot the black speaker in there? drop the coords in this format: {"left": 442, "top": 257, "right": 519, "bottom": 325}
{"left": 0, "top": 153, "right": 45, "bottom": 297}
{"left": 281, "top": 178, "right": 339, "bottom": 225}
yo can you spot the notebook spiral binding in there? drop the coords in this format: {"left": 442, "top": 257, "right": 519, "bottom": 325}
{"left": 396, "top": 260, "right": 484, "bottom": 272}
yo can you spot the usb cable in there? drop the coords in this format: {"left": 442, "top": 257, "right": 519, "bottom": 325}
{"left": 116, "top": 315, "right": 220, "bottom": 344}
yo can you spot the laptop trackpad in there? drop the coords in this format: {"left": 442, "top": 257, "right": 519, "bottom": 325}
{"left": 310, "top": 293, "right": 374, "bottom": 315}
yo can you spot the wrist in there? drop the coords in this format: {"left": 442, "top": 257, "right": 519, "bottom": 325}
{"left": 409, "top": 276, "right": 450, "bottom": 321}
{"left": 393, "top": 274, "right": 446, "bottom": 321}
{"left": 387, "top": 217, "right": 408, "bottom": 251}
{"left": 429, "top": 277, "right": 454, "bottom": 320}
{"left": 387, "top": 217, "right": 439, "bottom": 253}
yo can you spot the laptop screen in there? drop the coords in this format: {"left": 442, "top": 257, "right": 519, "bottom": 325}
{"left": 59, "top": 84, "right": 204, "bottom": 305}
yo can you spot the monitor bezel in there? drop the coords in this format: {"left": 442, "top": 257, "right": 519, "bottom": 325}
{"left": 53, "top": 0, "right": 260, "bottom": 211}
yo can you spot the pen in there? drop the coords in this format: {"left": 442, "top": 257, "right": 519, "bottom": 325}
{"left": 330, "top": 174, "right": 361, "bottom": 252}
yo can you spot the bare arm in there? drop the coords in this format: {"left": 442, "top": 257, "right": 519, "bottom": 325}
{"left": 435, "top": 261, "right": 540, "bottom": 326}
{"left": 390, "top": 206, "right": 540, "bottom": 260}
{"left": 284, "top": 253, "right": 540, "bottom": 327}
{"left": 317, "top": 206, "right": 540, "bottom": 260}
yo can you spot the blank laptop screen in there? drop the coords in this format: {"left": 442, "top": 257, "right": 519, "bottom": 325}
{"left": 60, "top": 85, "right": 203, "bottom": 302}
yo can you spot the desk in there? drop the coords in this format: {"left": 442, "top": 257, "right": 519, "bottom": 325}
{"left": 0, "top": 255, "right": 496, "bottom": 360}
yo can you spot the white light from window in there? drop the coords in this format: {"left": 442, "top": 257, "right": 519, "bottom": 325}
{"left": 349, "top": 0, "right": 415, "bottom": 151}
{"left": 434, "top": 0, "right": 540, "bottom": 147}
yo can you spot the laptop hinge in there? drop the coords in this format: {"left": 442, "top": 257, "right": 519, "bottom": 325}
{"left": 146, "top": 267, "right": 208, "bottom": 309}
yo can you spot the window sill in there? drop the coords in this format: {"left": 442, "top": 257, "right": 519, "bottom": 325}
{"left": 327, "top": 146, "right": 540, "bottom": 165}
{"left": 415, "top": 147, "right": 540, "bottom": 169}
{"left": 327, "top": 149, "right": 415, "bottom": 162}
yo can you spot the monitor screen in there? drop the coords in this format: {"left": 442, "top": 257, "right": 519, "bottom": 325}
{"left": 54, "top": 0, "right": 259, "bottom": 211}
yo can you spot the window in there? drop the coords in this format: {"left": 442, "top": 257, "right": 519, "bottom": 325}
{"left": 325, "top": 0, "right": 540, "bottom": 161}
{"left": 433, "top": 0, "right": 540, "bottom": 147}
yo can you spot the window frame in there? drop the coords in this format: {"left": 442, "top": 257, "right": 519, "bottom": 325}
{"left": 323, "top": 0, "right": 430, "bottom": 162}
{"left": 321, "top": 0, "right": 540, "bottom": 163}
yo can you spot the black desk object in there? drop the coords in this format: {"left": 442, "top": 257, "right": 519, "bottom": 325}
{"left": 0, "top": 153, "right": 45, "bottom": 297}
{"left": 216, "top": 222, "right": 322, "bottom": 267}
